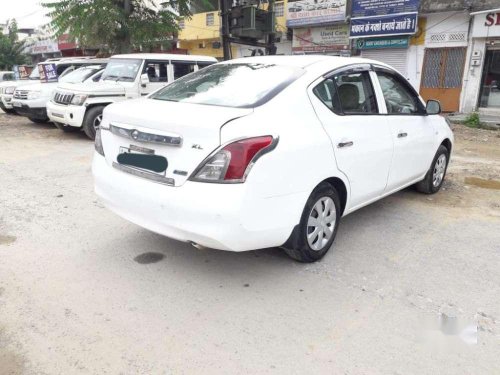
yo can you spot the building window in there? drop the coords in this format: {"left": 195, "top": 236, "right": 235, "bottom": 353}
{"left": 206, "top": 13, "right": 214, "bottom": 26}
{"left": 275, "top": 2, "right": 284, "bottom": 17}
{"left": 178, "top": 19, "right": 185, "bottom": 29}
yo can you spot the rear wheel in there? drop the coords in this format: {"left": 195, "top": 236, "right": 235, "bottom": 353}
{"left": 29, "top": 117, "right": 49, "bottom": 123}
{"left": 82, "top": 106, "right": 104, "bottom": 140}
{"left": 282, "top": 183, "right": 341, "bottom": 262}
{"left": 54, "top": 122, "right": 80, "bottom": 132}
{"left": 416, "top": 145, "right": 449, "bottom": 194}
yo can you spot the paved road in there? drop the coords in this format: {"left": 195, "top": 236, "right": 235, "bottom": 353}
{"left": 1, "top": 113, "right": 499, "bottom": 374}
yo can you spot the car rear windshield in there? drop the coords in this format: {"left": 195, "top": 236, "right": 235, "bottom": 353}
{"left": 151, "top": 63, "right": 304, "bottom": 108}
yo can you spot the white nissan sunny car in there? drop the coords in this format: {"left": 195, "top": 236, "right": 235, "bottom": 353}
{"left": 93, "top": 56, "right": 453, "bottom": 262}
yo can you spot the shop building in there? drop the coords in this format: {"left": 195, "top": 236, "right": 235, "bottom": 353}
{"left": 461, "top": 9, "right": 500, "bottom": 113}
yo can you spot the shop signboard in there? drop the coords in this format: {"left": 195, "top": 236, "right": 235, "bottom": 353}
{"left": 472, "top": 12, "right": 500, "bottom": 38}
{"left": 350, "top": 13, "right": 417, "bottom": 38}
{"left": 38, "top": 64, "right": 58, "bottom": 83}
{"left": 356, "top": 36, "right": 409, "bottom": 49}
{"left": 292, "top": 24, "right": 350, "bottom": 52}
{"left": 352, "top": 0, "right": 419, "bottom": 18}
{"left": 286, "top": 0, "right": 346, "bottom": 27}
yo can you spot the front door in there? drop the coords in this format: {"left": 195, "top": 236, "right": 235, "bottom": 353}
{"left": 373, "top": 68, "right": 436, "bottom": 190}
{"left": 140, "top": 60, "right": 170, "bottom": 96}
{"left": 420, "top": 47, "right": 466, "bottom": 112}
{"left": 309, "top": 67, "right": 394, "bottom": 208}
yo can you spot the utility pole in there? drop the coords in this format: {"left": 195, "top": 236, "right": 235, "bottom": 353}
{"left": 220, "top": 0, "right": 232, "bottom": 60}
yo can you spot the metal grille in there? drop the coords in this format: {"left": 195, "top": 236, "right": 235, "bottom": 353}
{"left": 13, "top": 90, "right": 28, "bottom": 100}
{"left": 444, "top": 48, "right": 466, "bottom": 88}
{"left": 421, "top": 49, "right": 442, "bottom": 88}
{"left": 53, "top": 92, "right": 74, "bottom": 105}
{"left": 429, "top": 33, "right": 446, "bottom": 43}
{"left": 448, "top": 32, "right": 467, "bottom": 42}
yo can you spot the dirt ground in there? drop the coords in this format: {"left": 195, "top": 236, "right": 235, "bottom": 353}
{"left": 0, "top": 112, "right": 499, "bottom": 374}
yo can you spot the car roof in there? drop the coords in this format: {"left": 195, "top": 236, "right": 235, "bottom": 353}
{"left": 40, "top": 58, "right": 109, "bottom": 66}
{"left": 111, "top": 53, "right": 218, "bottom": 62}
{"left": 222, "top": 55, "right": 394, "bottom": 72}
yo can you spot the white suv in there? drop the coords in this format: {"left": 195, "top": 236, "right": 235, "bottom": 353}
{"left": 47, "top": 53, "right": 217, "bottom": 139}
{"left": 93, "top": 56, "right": 454, "bottom": 262}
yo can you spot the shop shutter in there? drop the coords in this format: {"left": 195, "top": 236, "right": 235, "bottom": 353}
{"left": 361, "top": 49, "right": 409, "bottom": 78}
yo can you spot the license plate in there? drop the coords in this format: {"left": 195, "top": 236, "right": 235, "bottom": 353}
{"left": 117, "top": 145, "right": 168, "bottom": 174}
{"left": 12, "top": 101, "right": 21, "bottom": 108}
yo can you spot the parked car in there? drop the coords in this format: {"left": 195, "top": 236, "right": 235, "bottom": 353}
{"left": 11, "top": 58, "right": 107, "bottom": 123}
{"left": 0, "top": 68, "right": 40, "bottom": 114}
{"left": 92, "top": 56, "right": 453, "bottom": 262}
{"left": 0, "top": 71, "right": 15, "bottom": 82}
{"left": 47, "top": 53, "right": 218, "bottom": 140}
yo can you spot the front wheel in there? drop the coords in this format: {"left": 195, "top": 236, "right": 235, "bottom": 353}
{"left": 82, "top": 106, "right": 104, "bottom": 140}
{"left": 282, "top": 183, "right": 341, "bottom": 262}
{"left": 415, "top": 145, "right": 449, "bottom": 194}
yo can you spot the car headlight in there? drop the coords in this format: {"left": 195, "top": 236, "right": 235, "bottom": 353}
{"left": 71, "top": 94, "right": 88, "bottom": 106}
{"left": 27, "top": 91, "right": 41, "bottom": 100}
{"left": 5, "top": 86, "right": 15, "bottom": 95}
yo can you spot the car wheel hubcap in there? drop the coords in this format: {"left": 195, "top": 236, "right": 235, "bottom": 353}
{"left": 93, "top": 114, "right": 102, "bottom": 130}
{"left": 432, "top": 154, "right": 447, "bottom": 187}
{"left": 307, "top": 197, "right": 336, "bottom": 251}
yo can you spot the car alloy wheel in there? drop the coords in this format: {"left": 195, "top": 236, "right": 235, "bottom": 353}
{"left": 93, "top": 114, "right": 102, "bottom": 130}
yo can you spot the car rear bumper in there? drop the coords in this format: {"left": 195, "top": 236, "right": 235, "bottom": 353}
{"left": 92, "top": 153, "right": 303, "bottom": 251}
{"left": 47, "top": 101, "right": 86, "bottom": 127}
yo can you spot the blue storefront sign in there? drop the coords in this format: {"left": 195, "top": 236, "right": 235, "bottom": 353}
{"left": 350, "top": 13, "right": 417, "bottom": 38}
{"left": 356, "top": 36, "right": 409, "bottom": 49}
{"left": 352, "top": 0, "right": 419, "bottom": 18}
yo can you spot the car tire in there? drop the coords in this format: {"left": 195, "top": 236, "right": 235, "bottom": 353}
{"left": 282, "top": 182, "right": 341, "bottom": 263}
{"left": 29, "top": 117, "right": 49, "bottom": 123}
{"left": 0, "top": 103, "right": 15, "bottom": 114}
{"left": 415, "top": 145, "right": 449, "bottom": 194}
{"left": 82, "top": 106, "right": 104, "bottom": 140}
{"left": 54, "top": 122, "right": 80, "bottom": 132}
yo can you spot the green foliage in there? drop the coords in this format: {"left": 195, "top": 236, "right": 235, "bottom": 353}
{"left": 0, "top": 20, "right": 28, "bottom": 70}
{"left": 42, "top": 0, "right": 193, "bottom": 54}
{"left": 464, "top": 112, "right": 480, "bottom": 128}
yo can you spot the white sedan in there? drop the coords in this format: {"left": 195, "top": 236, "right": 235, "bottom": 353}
{"left": 93, "top": 56, "right": 453, "bottom": 262}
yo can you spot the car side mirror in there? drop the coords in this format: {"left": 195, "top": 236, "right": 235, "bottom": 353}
{"left": 426, "top": 100, "right": 441, "bottom": 115}
{"left": 140, "top": 73, "right": 149, "bottom": 87}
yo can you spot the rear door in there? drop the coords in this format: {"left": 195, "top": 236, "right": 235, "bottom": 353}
{"left": 140, "top": 60, "right": 169, "bottom": 95}
{"left": 372, "top": 67, "right": 436, "bottom": 190}
{"left": 309, "top": 66, "right": 394, "bottom": 208}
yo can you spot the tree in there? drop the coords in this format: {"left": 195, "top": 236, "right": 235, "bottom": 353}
{"left": 0, "top": 20, "right": 28, "bottom": 70}
{"left": 42, "top": 0, "right": 192, "bottom": 54}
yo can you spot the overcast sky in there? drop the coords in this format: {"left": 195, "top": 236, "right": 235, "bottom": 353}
{"left": 2, "top": 1, "right": 50, "bottom": 29}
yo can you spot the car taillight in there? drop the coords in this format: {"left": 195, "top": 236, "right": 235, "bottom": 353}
{"left": 190, "top": 136, "right": 276, "bottom": 183}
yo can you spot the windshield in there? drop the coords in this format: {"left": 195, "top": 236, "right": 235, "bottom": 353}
{"left": 101, "top": 59, "right": 141, "bottom": 82}
{"left": 151, "top": 63, "right": 304, "bottom": 108}
{"left": 59, "top": 67, "right": 102, "bottom": 83}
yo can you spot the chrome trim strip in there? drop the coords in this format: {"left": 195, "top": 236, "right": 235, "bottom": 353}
{"left": 112, "top": 162, "right": 175, "bottom": 186}
{"left": 109, "top": 124, "right": 183, "bottom": 147}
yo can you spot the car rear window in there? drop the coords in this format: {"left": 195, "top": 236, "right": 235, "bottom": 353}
{"left": 151, "top": 63, "right": 304, "bottom": 108}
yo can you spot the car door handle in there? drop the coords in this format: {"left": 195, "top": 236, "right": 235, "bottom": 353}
{"left": 337, "top": 141, "right": 354, "bottom": 148}
{"left": 397, "top": 132, "right": 408, "bottom": 138}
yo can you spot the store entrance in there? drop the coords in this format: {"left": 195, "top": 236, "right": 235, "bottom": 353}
{"left": 478, "top": 49, "right": 500, "bottom": 109}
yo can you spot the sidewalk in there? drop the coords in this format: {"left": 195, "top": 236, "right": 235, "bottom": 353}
{"left": 447, "top": 112, "right": 500, "bottom": 129}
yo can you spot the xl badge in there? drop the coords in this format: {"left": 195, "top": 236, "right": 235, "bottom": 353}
{"left": 192, "top": 144, "right": 203, "bottom": 150}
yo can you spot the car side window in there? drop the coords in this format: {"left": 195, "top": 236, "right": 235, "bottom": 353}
{"left": 376, "top": 71, "right": 425, "bottom": 115}
{"left": 172, "top": 62, "right": 197, "bottom": 80}
{"left": 313, "top": 71, "right": 378, "bottom": 115}
{"left": 143, "top": 61, "right": 168, "bottom": 82}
